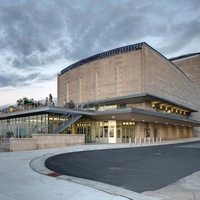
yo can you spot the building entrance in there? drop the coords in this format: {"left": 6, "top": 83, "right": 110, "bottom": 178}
{"left": 75, "top": 120, "right": 135, "bottom": 144}
{"left": 116, "top": 128, "right": 135, "bottom": 143}
{"left": 122, "top": 128, "right": 135, "bottom": 143}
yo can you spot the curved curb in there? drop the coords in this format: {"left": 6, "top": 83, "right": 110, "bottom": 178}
{"left": 30, "top": 149, "right": 159, "bottom": 200}
{"left": 29, "top": 139, "right": 200, "bottom": 200}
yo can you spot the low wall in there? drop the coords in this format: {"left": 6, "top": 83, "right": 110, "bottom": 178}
{"left": 10, "top": 138, "right": 37, "bottom": 151}
{"left": 32, "top": 134, "right": 85, "bottom": 149}
{"left": 10, "top": 134, "right": 85, "bottom": 151}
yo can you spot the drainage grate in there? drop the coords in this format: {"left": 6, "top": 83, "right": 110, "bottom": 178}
{"left": 47, "top": 172, "right": 62, "bottom": 177}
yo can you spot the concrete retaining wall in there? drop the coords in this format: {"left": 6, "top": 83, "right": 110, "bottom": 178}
{"left": 10, "top": 134, "right": 85, "bottom": 151}
{"left": 10, "top": 138, "right": 37, "bottom": 151}
{"left": 32, "top": 134, "right": 85, "bottom": 149}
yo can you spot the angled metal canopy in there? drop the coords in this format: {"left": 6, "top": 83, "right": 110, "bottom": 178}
{"left": 85, "top": 93, "right": 197, "bottom": 113}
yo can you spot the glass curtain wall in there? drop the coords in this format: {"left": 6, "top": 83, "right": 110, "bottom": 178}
{"left": 73, "top": 119, "right": 135, "bottom": 144}
{"left": 0, "top": 114, "right": 48, "bottom": 143}
{"left": 0, "top": 114, "right": 135, "bottom": 144}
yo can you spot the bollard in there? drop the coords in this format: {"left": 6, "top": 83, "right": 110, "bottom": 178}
{"left": 156, "top": 137, "right": 158, "bottom": 143}
{"left": 129, "top": 137, "right": 131, "bottom": 145}
{"left": 134, "top": 137, "right": 137, "bottom": 145}
{"left": 139, "top": 138, "right": 142, "bottom": 145}
{"left": 160, "top": 137, "right": 162, "bottom": 143}
{"left": 144, "top": 138, "right": 146, "bottom": 144}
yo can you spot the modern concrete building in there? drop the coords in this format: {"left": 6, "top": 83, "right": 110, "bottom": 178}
{"left": 1, "top": 42, "right": 200, "bottom": 150}
{"left": 170, "top": 52, "right": 200, "bottom": 92}
{"left": 57, "top": 42, "right": 200, "bottom": 142}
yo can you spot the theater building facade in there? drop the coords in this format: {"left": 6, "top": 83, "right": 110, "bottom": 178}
{"left": 1, "top": 42, "right": 200, "bottom": 147}
{"left": 57, "top": 42, "right": 200, "bottom": 143}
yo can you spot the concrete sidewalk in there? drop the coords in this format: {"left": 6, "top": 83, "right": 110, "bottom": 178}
{"left": 0, "top": 138, "right": 200, "bottom": 200}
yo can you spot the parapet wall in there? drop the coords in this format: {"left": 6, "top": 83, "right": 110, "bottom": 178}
{"left": 10, "top": 134, "right": 85, "bottom": 151}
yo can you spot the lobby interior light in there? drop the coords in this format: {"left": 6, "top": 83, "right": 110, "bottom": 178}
{"left": 112, "top": 116, "right": 115, "bottom": 119}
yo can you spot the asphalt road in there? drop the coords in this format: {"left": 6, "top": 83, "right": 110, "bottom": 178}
{"left": 45, "top": 141, "right": 200, "bottom": 193}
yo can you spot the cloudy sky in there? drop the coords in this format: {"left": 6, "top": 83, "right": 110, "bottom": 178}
{"left": 0, "top": 0, "right": 200, "bottom": 107}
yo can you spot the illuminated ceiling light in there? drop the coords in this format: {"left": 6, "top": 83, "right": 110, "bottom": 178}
{"left": 166, "top": 122, "right": 168, "bottom": 124}
{"left": 182, "top": 125, "right": 184, "bottom": 126}
{"left": 155, "top": 121, "right": 158, "bottom": 123}
{"left": 175, "top": 124, "right": 177, "bottom": 126}
{"left": 152, "top": 104, "right": 155, "bottom": 108}
{"left": 132, "top": 118, "right": 134, "bottom": 121}
{"left": 142, "top": 120, "right": 145, "bottom": 122}
{"left": 112, "top": 116, "right": 115, "bottom": 119}
{"left": 160, "top": 106, "right": 163, "bottom": 110}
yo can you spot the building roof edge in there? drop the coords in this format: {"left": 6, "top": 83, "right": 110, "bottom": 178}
{"left": 61, "top": 42, "right": 146, "bottom": 75}
{"left": 169, "top": 52, "right": 200, "bottom": 61}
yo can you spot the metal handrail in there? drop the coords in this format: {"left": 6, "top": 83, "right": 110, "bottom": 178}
{"left": 42, "top": 102, "right": 87, "bottom": 134}
{"left": 52, "top": 114, "right": 83, "bottom": 134}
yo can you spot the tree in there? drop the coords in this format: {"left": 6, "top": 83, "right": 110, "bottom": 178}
{"left": 16, "top": 97, "right": 37, "bottom": 109}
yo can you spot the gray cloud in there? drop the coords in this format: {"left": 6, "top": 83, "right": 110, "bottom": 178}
{"left": 0, "top": 73, "right": 41, "bottom": 87}
{"left": 0, "top": 0, "right": 200, "bottom": 89}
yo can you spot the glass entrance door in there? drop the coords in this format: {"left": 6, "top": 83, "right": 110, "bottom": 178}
{"left": 116, "top": 128, "right": 122, "bottom": 143}
{"left": 122, "top": 128, "right": 135, "bottom": 143}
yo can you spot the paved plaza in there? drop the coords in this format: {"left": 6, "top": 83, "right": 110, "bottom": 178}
{"left": 45, "top": 141, "right": 200, "bottom": 193}
{"left": 0, "top": 138, "right": 200, "bottom": 200}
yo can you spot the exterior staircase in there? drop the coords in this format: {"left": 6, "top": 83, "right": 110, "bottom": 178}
{"left": 52, "top": 113, "right": 83, "bottom": 134}
{"left": 51, "top": 101, "right": 88, "bottom": 134}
